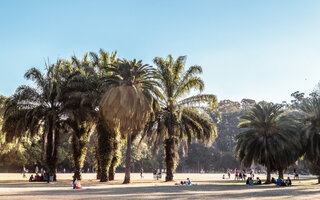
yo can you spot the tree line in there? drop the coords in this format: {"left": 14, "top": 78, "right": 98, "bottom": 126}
{"left": 1, "top": 49, "right": 320, "bottom": 184}
{"left": 0, "top": 50, "right": 218, "bottom": 183}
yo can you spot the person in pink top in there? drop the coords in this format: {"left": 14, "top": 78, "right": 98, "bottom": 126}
{"left": 234, "top": 168, "right": 239, "bottom": 180}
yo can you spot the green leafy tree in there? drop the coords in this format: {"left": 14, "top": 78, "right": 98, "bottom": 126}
{"left": 142, "top": 55, "right": 218, "bottom": 181}
{"left": 235, "top": 102, "right": 301, "bottom": 183}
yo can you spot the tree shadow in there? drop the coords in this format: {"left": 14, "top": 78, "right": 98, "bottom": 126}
{"left": 3, "top": 183, "right": 319, "bottom": 199}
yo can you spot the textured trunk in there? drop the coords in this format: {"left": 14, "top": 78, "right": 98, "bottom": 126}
{"left": 96, "top": 149, "right": 101, "bottom": 180}
{"left": 72, "top": 126, "right": 91, "bottom": 181}
{"left": 74, "top": 168, "right": 81, "bottom": 180}
{"left": 165, "top": 138, "right": 175, "bottom": 181}
{"left": 278, "top": 168, "right": 284, "bottom": 179}
{"left": 123, "top": 133, "right": 132, "bottom": 184}
{"left": 45, "top": 114, "right": 59, "bottom": 182}
{"left": 265, "top": 168, "right": 271, "bottom": 184}
{"left": 72, "top": 134, "right": 82, "bottom": 180}
{"left": 108, "top": 135, "right": 121, "bottom": 181}
{"left": 97, "top": 120, "right": 114, "bottom": 182}
{"left": 165, "top": 111, "right": 178, "bottom": 182}
{"left": 108, "top": 164, "right": 115, "bottom": 181}
{"left": 96, "top": 167, "right": 101, "bottom": 180}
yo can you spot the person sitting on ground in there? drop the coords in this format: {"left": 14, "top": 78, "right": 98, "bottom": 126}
{"left": 248, "top": 177, "right": 254, "bottom": 185}
{"left": 35, "top": 173, "right": 41, "bottom": 181}
{"left": 29, "top": 175, "right": 34, "bottom": 182}
{"left": 222, "top": 174, "right": 225, "bottom": 179}
{"left": 72, "top": 176, "right": 82, "bottom": 189}
{"left": 276, "top": 177, "right": 282, "bottom": 186}
{"left": 280, "top": 178, "right": 286, "bottom": 186}
{"left": 246, "top": 177, "right": 250, "bottom": 185}
{"left": 255, "top": 177, "right": 262, "bottom": 185}
{"left": 72, "top": 176, "right": 76, "bottom": 189}
{"left": 271, "top": 177, "right": 276, "bottom": 184}
{"left": 186, "top": 178, "right": 191, "bottom": 185}
{"left": 285, "top": 177, "right": 292, "bottom": 186}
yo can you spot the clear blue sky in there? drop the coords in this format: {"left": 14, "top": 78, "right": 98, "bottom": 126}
{"left": 1, "top": 0, "right": 320, "bottom": 103}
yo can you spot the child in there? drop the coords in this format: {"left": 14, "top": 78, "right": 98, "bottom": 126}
{"left": 72, "top": 176, "right": 82, "bottom": 189}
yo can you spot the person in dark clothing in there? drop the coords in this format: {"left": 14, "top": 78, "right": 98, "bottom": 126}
{"left": 255, "top": 177, "right": 262, "bottom": 185}
{"left": 29, "top": 175, "right": 34, "bottom": 182}
{"left": 285, "top": 177, "right": 292, "bottom": 186}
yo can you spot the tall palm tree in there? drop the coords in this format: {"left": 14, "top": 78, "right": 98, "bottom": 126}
{"left": 63, "top": 50, "right": 120, "bottom": 182}
{"left": 2, "top": 61, "right": 68, "bottom": 181}
{"left": 59, "top": 56, "right": 98, "bottom": 180}
{"left": 142, "top": 55, "right": 218, "bottom": 181}
{"left": 297, "top": 96, "right": 320, "bottom": 183}
{"left": 100, "top": 59, "right": 160, "bottom": 184}
{"left": 89, "top": 50, "right": 122, "bottom": 182}
{"left": 235, "top": 102, "right": 301, "bottom": 183}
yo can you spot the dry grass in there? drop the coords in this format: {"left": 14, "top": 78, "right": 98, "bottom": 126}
{"left": 0, "top": 173, "right": 319, "bottom": 199}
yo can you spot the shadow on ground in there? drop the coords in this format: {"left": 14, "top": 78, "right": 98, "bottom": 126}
{"left": 1, "top": 182, "right": 320, "bottom": 199}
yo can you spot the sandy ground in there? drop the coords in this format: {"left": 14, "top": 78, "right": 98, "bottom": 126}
{"left": 0, "top": 173, "right": 319, "bottom": 199}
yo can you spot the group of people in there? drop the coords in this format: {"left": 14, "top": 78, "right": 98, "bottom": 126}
{"left": 153, "top": 169, "right": 166, "bottom": 180}
{"left": 234, "top": 168, "right": 250, "bottom": 180}
{"left": 246, "top": 177, "right": 262, "bottom": 185}
{"left": 29, "top": 171, "right": 51, "bottom": 183}
{"left": 272, "top": 177, "right": 292, "bottom": 186}
{"left": 175, "top": 178, "right": 193, "bottom": 186}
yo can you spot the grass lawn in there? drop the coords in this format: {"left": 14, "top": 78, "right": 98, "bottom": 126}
{"left": 0, "top": 173, "right": 319, "bottom": 199}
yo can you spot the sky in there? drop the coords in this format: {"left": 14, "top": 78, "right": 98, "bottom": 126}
{"left": 1, "top": 0, "right": 320, "bottom": 103}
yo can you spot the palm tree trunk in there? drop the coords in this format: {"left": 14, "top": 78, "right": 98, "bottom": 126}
{"left": 108, "top": 163, "right": 115, "bottom": 181}
{"left": 108, "top": 133, "right": 121, "bottom": 181}
{"left": 278, "top": 168, "right": 284, "bottom": 179}
{"left": 123, "top": 133, "right": 132, "bottom": 184}
{"left": 71, "top": 128, "right": 91, "bottom": 181}
{"left": 45, "top": 115, "right": 59, "bottom": 182}
{"left": 97, "top": 120, "right": 114, "bottom": 182}
{"left": 72, "top": 135, "right": 82, "bottom": 180}
{"left": 165, "top": 137, "right": 178, "bottom": 181}
{"left": 96, "top": 165, "right": 101, "bottom": 180}
{"left": 265, "top": 168, "right": 271, "bottom": 184}
{"left": 94, "top": 145, "right": 101, "bottom": 180}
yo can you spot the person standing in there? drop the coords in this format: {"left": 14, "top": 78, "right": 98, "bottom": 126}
{"left": 234, "top": 168, "right": 239, "bottom": 180}
{"left": 227, "top": 168, "right": 231, "bottom": 179}
{"left": 22, "top": 165, "right": 26, "bottom": 178}
{"left": 140, "top": 168, "right": 144, "bottom": 179}
{"left": 35, "top": 165, "right": 39, "bottom": 174}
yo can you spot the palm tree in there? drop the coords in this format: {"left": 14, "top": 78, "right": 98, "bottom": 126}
{"left": 100, "top": 59, "right": 160, "bottom": 184}
{"left": 63, "top": 50, "right": 120, "bottom": 182}
{"left": 141, "top": 55, "right": 218, "bottom": 181}
{"left": 59, "top": 57, "right": 98, "bottom": 180}
{"left": 297, "top": 96, "right": 320, "bottom": 183}
{"left": 2, "top": 61, "right": 68, "bottom": 181}
{"left": 235, "top": 102, "right": 301, "bottom": 183}
{"left": 89, "top": 50, "right": 122, "bottom": 182}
